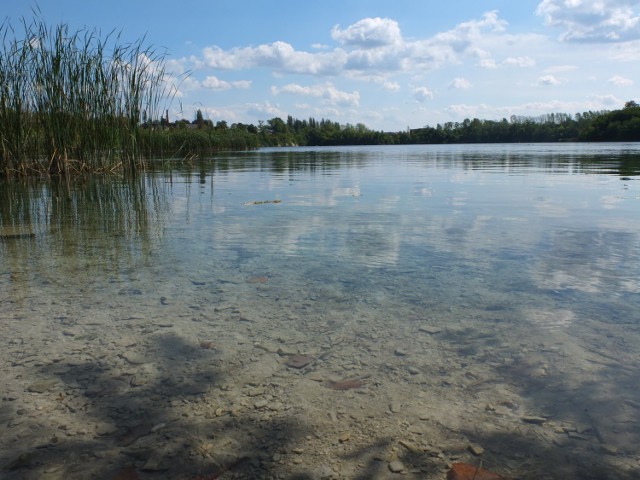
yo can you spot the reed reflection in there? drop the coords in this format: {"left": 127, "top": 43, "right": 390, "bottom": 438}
{"left": 0, "top": 175, "right": 171, "bottom": 304}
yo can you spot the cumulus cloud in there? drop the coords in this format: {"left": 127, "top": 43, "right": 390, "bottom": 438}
{"left": 406, "top": 11, "right": 507, "bottom": 72}
{"left": 331, "top": 18, "right": 402, "bottom": 48}
{"left": 413, "top": 86, "right": 434, "bottom": 102}
{"left": 246, "top": 101, "right": 286, "bottom": 118}
{"left": 608, "top": 74, "right": 633, "bottom": 86}
{"left": 201, "top": 75, "right": 251, "bottom": 90}
{"left": 383, "top": 81, "right": 401, "bottom": 92}
{"left": 272, "top": 83, "right": 360, "bottom": 107}
{"left": 446, "top": 103, "right": 491, "bottom": 118}
{"left": 197, "top": 11, "right": 510, "bottom": 78}
{"left": 203, "top": 42, "right": 344, "bottom": 75}
{"left": 449, "top": 77, "right": 471, "bottom": 89}
{"left": 503, "top": 56, "right": 535, "bottom": 67}
{"left": 536, "top": 0, "right": 640, "bottom": 42}
{"left": 478, "top": 57, "right": 498, "bottom": 68}
{"left": 538, "top": 74, "right": 561, "bottom": 85}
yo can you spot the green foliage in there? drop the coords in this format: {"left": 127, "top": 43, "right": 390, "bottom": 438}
{"left": 579, "top": 105, "right": 640, "bottom": 141}
{"left": 145, "top": 104, "right": 637, "bottom": 157}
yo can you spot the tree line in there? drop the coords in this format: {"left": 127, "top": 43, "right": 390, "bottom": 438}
{"left": 148, "top": 101, "right": 640, "bottom": 157}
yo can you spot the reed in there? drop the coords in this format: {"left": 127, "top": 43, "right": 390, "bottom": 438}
{"left": 0, "top": 13, "right": 168, "bottom": 176}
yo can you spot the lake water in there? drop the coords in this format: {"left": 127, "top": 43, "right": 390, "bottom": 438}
{"left": 1, "top": 143, "right": 640, "bottom": 479}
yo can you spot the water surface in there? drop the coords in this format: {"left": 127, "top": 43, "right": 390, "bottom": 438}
{"left": 1, "top": 143, "right": 640, "bottom": 479}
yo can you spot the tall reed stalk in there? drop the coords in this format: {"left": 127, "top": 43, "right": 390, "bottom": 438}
{"left": 0, "top": 14, "right": 168, "bottom": 176}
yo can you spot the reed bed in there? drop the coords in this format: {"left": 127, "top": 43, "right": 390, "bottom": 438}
{"left": 0, "top": 14, "right": 168, "bottom": 176}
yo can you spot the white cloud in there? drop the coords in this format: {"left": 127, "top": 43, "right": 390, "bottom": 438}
{"left": 246, "top": 101, "right": 286, "bottom": 118}
{"left": 446, "top": 103, "right": 491, "bottom": 118}
{"left": 202, "top": 42, "right": 344, "bottom": 76}
{"left": 197, "top": 11, "right": 511, "bottom": 78}
{"left": 449, "top": 77, "right": 471, "bottom": 89}
{"left": 587, "top": 93, "right": 623, "bottom": 106}
{"left": 536, "top": 0, "right": 640, "bottom": 42}
{"left": 503, "top": 56, "right": 535, "bottom": 67}
{"left": 383, "top": 81, "right": 401, "bottom": 92}
{"left": 331, "top": 17, "right": 403, "bottom": 48}
{"left": 610, "top": 39, "right": 640, "bottom": 60}
{"left": 413, "top": 86, "right": 434, "bottom": 102}
{"left": 272, "top": 83, "right": 360, "bottom": 107}
{"left": 608, "top": 74, "right": 633, "bottom": 86}
{"left": 478, "top": 57, "right": 498, "bottom": 68}
{"left": 201, "top": 75, "right": 251, "bottom": 90}
{"left": 538, "top": 74, "right": 561, "bottom": 85}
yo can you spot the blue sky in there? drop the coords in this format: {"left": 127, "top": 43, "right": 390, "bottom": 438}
{"left": 5, "top": 1, "right": 640, "bottom": 131}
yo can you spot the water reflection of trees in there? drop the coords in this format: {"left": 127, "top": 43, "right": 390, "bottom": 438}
{"left": 0, "top": 175, "right": 171, "bottom": 285}
{"left": 146, "top": 148, "right": 371, "bottom": 178}
{"left": 145, "top": 146, "right": 640, "bottom": 179}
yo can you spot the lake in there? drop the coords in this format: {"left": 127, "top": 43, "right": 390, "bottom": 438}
{"left": 1, "top": 143, "right": 640, "bottom": 479}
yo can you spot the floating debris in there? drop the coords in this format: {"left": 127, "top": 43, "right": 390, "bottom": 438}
{"left": 243, "top": 199, "right": 282, "bottom": 206}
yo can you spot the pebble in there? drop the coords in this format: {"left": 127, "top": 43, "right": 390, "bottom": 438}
{"left": 522, "top": 415, "right": 546, "bottom": 425}
{"left": 121, "top": 352, "right": 146, "bottom": 365}
{"left": 407, "top": 366, "right": 420, "bottom": 375}
{"left": 388, "top": 460, "right": 406, "bottom": 473}
{"left": 27, "top": 379, "right": 59, "bottom": 393}
{"left": 389, "top": 401, "right": 402, "bottom": 413}
{"left": 246, "top": 387, "right": 266, "bottom": 397}
{"left": 95, "top": 422, "right": 118, "bottom": 436}
{"left": 143, "top": 454, "right": 171, "bottom": 471}
{"left": 468, "top": 444, "right": 484, "bottom": 455}
{"left": 338, "top": 431, "right": 351, "bottom": 443}
{"left": 399, "top": 439, "right": 421, "bottom": 453}
{"left": 394, "top": 348, "right": 408, "bottom": 357}
{"left": 254, "top": 400, "right": 269, "bottom": 409}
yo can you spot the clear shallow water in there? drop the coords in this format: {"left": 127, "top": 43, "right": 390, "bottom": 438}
{"left": 2, "top": 143, "right": 640, "bottom": 478}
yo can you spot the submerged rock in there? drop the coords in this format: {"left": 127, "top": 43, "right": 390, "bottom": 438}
{"left": 447, "top": 463, "right": 504, "bottom": 480}
{"left": 388, "top": 460, "right": 406, "bottom": 473}
{"left": 285, "top": 354, "right": 313, "bottom": 369}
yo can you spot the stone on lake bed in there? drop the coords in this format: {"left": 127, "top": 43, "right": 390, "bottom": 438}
{"left": 447, "top": 462, "right": 504, "bottom": 480}
{"left": 522, "top": 415, "right": 546, "bottom": 424}
{"left": 285, "top": 354, "right": 313, "bottom": 369}
{"left": 388, "top": 460, "right": 406, "bottom": 473}
{"left": 27, "top": 379, "right": 60, "bottom": 393}
{"left": 326, "top": 378, "right": 365, "bottom": 390}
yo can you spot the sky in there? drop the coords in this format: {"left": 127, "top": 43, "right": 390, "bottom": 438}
{"left": 4, "top": 1, "right": 640, "bottom": 131}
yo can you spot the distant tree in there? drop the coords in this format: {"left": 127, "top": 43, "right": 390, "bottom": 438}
{"left": 624, "top": 100, "right": 638, "bottom": 109}
{"left": 193, "top": 109, "right": 205, "bottom": 128}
